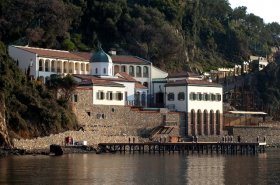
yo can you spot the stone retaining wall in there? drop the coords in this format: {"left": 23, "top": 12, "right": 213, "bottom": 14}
{"left": 74, "top": 104, "right": 185, "bottom": 137}
{"left": 228, "top": 126, "right": 280, "bottom": 146}
{"left": 13, "top": 131, "right": 144, "bottom": 150}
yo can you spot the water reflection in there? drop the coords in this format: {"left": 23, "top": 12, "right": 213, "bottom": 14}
{"left": 186, "top": 155, "right": 225, "bottom": 185}
{"left": 0, "top": 151, "right": 280, "bottom": 185}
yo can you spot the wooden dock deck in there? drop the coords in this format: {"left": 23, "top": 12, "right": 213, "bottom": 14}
{"left": 98, "top": 142, "right": 266, "bottom": 155}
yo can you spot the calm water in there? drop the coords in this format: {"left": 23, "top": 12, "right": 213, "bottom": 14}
{"left": 0, "top": 151, "right": 279, "bottom": 185}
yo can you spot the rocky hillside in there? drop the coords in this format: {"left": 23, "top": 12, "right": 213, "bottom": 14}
{"left": 0, "top": 93, "right": 11, "bottom": 147}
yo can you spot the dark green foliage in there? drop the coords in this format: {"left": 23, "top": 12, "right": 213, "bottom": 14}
{"left": 1, "top": 0, "right": 280, "bottom": 72}
{"left": 0, "top": 41, "right": 78, "bottom": 138}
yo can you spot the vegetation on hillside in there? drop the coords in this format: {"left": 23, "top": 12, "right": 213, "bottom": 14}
{"left": 1, "top": 0, "right": 280, "bottom": 133}
{"left": 1, "top": 0, "right": 280, "bottom": 72}
{"left": 0, "top": 42, "right": 78, "bottom": 139}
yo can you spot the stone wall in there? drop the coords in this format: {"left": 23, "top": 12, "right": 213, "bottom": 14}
{"left": 13, "top": 131, "right": 144, "bottom": 150}
{"left": 228, "top": 126, "right": 280, "bottom": 146}
{"left": 74, "top": 103, "right": 184, "bottom": 137}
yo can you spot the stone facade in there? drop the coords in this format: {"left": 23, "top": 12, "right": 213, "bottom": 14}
{"left": 187, "top": 112, "right": 223, "bottom": 136}
{"left": 228, "top": 126, "right": 280, "bottom": 146}
{"left": 13, "top": 131, "right": 144, "bottom": 150}
{"left": 73, "top": 88, "right": 185, "bottom": 138}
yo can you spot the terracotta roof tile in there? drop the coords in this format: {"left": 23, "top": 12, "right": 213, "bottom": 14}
{"left": 166, "top": 79, "right": 221, "bottom": 87}
{"left": 111, "top": 55, "right": 150, "bottom": 64}
{"left": 16, "top": 46, "right": 86, "bottom": 61}
{"left": 168, "top": 72, "right": 199, "bottom": 78}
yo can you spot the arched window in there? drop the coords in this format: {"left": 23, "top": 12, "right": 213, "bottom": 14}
{"left": 51, "top": 60, "right": 55, "bottom": 72}
{"left": 95, "top": 68, "right": 98, "bottom": 74}
{"left": 143, "top": 66, "right": 149, "bottom": 77}
{"left": 216, "top": 110, "right": 220, "bottom": 135}
{"left": 210, "top": 110, "right": 214, "bottom": 135}
{"left": 81, "top": 63, "right": 85, "bottom": 71}
{"left": 121, "top": 66, "right": 126, "bottom": 72}
{"left": 103, "top": 68, "right": 106, "bottom": 74}
{"left": 191, "top": 109, "right": 196, "bottom": 135}
{"left": 136, "top": 66, "right": 142, "bottom": 77}
{"left": 203, "top": 110, "right": 208, "bottom": 135}
{"left": 63, "top": 62, "right": 67, "bottom": 73}
{"left": 114, "top": 65, "right": 120, "bottom": 74}
{"left": 129, "top": 66, "right": 134, "bottom": 76}
{"left": 197, "top": 109, "right": 202, "bottom": 135}
{"left": 57, "top": 61, "right": 62, "bottom": 73}
{"left": 44, "top": 60, "right": 49, "bottom": 71}
{"left": 86, "top": 64, "right": 89, "bottom": 72}
{"left": 75, "top": 63, "right": 79, "bottom": 72}
{"left": 39, "top": 59, "right": 43, "bottom": 71}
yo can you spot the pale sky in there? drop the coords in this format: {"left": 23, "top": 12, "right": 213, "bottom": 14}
{"left": 228, "top": 0, "right": 280, "bottom": 24}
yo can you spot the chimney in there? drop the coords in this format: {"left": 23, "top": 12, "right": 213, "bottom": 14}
{"left": 109, "top": 48, "right": 117, "bottom": 55}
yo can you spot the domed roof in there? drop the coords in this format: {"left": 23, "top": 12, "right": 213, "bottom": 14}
{"left": 90, "top": 45, "right": 111, "bottom": 63}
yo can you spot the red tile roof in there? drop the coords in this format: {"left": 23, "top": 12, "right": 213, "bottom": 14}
{"left": 15, "top": 46, "right": 151, "bottom": 65}
{"left": 166, "top": 79, "right": 221, "bottom": 87}
{"left": 111, "top": 55, "right": 150, "bottom": 65}
{"left": 15, "top": 46, "right": 86, "bottom": 61}
{"left": 116, "top": 72, "right": 147, "bottom": 89}
{"left": 168, "top": 72, "right": 199, "bottom": 78}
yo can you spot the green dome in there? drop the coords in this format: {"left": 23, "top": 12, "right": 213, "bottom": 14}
{"left": 90, "top": 48, "right": 111, "bottom": 63}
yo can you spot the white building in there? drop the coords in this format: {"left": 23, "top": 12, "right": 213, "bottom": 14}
{"left": 8, "top": 45, "right": 90, "bottom": 82}
{"left": 8, "top": 45, "right": 167, "bottom": 106}
{"left": 165, "top": 74, "right": 223, "bottom": 136}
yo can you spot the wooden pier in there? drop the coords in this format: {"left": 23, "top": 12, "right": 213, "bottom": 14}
{"left": 97, "top": 142, "right": 266, "bottom": 155}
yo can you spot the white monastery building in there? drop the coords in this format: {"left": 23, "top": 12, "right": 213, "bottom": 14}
{"left": 165, "top": 72, "right": 223, "bottom": 136}
{"left": 8, "top": 45, "right": 223, "bottom": 136}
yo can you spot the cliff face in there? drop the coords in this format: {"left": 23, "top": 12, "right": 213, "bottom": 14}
{"left": 0, "top": 94, "right": 11, "bottom": 147}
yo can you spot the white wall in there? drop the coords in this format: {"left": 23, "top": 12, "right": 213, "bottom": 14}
{"left": 93, "top": 86, "right": 125, "bottom": 106}
{"left": 114, "top": 81, "right": 135, "bottom": 102}
{"left": 165, "top": 85, "right": 223, "bottom": 113}
{"left": 8, "top": 45, "right": 37, "bottom": 77}
{"left": 151, "top": 66, "right": 168, "bottom": 79}
{"left": 187, "top": 85, "right": 223, "bottom": 113}
{"left": 165, "top": 86, "right": 186, "bottom": 112}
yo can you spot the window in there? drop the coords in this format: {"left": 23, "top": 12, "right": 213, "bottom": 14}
{"left": 97, "top": 91, "right": 104, "bottom": 100}
{"left": 103, "top": 68, "right": 106, "bottom": 74}
{"left": 205, "top": 94, "right": 210, "bottom": 101}
{"left": 39, "top": 60, "right": 43, "bottom": 71}
{"left": 106, "top": 91, "right": 113, "bottom": 100}
{"left": 95, "top": 68, "right": 98, "bottom": 74}
{"left": 203, "top": 93, "right": 207, "bottom": 101}
{"left": 45, "top": 61, "right": 49, "bottom": 72}
{"left": 136, "top": 66, "right": 142, "bottom": 77}
{"left": 121, "top": 66, "right": 126, "bottom": 72}
{"left": 73, "top": 94, "right": 78, "bottom": 102}
{"left": 210, "top": 94, "right": 216, "bottom": 101}
{"left": 143, "top": 66, "right": 149, "bottom": 77}
{"left": 167, "top": 93, "right": 174, "bottom": 101}
{"left": 198, "top": 93, "right": 203, "bottom": 101}
{"left": 86, "top": 64, "right": 89, "bottom": 71}
{"left": 178, "top": 92, "right": 185, "bottom": 101}
{"left": 116, "top": 92, "right": 123, "bottom": 101}
{"left": 217, "top": 94, "right": 222, "bottom": 101}
{"left": 189, "top": 92, "right": 196, "bottom": 100}
{"left": 129, "top": 66, "right": 134, "bottom": 76}
{"left": 51, "top": 60, "right": 55, "bottom": 72}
